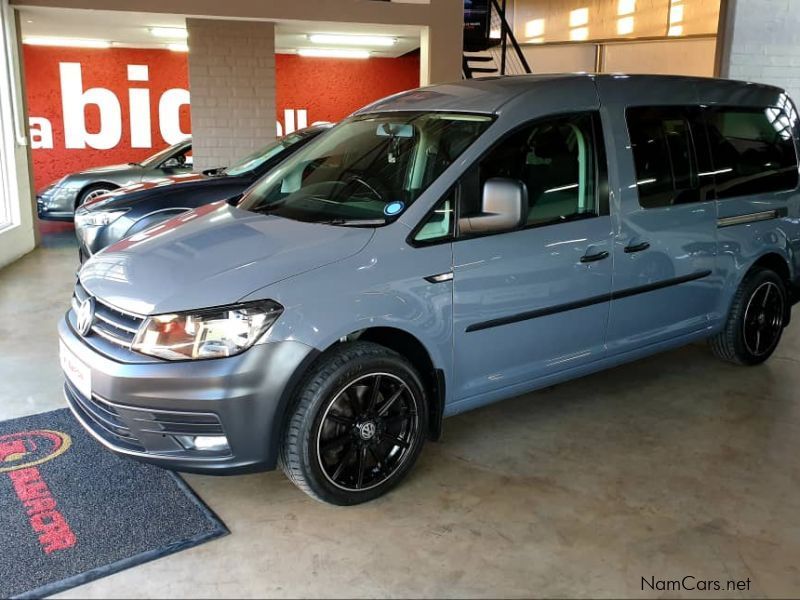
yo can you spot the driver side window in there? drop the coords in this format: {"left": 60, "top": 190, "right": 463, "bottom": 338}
{"left": 459, "top": 112, "right": 607, "bottom": 230}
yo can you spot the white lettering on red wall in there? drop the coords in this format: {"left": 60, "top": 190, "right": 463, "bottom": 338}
{"left": 24, "top": 46, "right": 420, "bottom": 190}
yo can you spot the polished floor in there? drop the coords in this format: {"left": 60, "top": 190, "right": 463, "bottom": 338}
{"left": 2, "top": 224, "right": 799, "bottom": 598}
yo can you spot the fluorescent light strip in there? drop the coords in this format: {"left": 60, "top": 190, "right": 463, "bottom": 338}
{"left": 167, "top": 43, "right": 189, "bottom": 52}
{"left": 298, "top": 48, "right": 370, "bottom": 59}
{"left": 149, "top": 27, "right": 188, "bottom": 39}
{"left": 308, "top": 34, "right": 395, "bottom": 47}
{"left": 24, "top": 37, "right": 111, "bottom": 48}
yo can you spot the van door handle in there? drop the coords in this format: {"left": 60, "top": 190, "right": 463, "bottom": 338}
{"left": 624, "top": 241, "right": 651, "bottom": 253}
{"left": 425, "top": 272, "right": 453, "bottom": 283}
{"left": 580, "top": 250, "right": 609, "bottom": 263}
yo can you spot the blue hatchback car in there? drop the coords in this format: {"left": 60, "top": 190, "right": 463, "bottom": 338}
{"left": 59, "top": 74, "right": 800, "bottom": 505}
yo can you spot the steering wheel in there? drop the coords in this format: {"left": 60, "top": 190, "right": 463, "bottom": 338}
{"left": 340, "top": 172, "right": 387, "bottom": 203}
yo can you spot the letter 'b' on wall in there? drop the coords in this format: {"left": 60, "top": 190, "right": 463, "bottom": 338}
{"left": 60, "top": 62, "right": 122, "bottom": 150}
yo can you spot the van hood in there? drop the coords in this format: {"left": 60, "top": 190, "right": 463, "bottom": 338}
{"left": 79, "top": 201, "right": 374, "bottom": 315}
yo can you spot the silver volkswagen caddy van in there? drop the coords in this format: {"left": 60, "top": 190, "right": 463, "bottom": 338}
{"left": 60, "top": 75, "right": 800, "bottom": 505}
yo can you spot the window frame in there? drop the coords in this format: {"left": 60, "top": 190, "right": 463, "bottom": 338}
{"left": 624, "top": 104, "right": 715, "bottom": 210}
{"left": 701, "top": 104, "right": 800, "bottom": 201}
{"left": 407, "top": 110, "right": 610, "bottom": 247}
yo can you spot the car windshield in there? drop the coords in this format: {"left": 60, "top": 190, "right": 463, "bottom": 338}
{"left": 139, "top": 140, "right": 189, "bottom": 168}
{"left": 238, "top": 112, "right": 493, "bottom": 225}
{"left": 224, "top": 131, "right": 306, "bottom": 176}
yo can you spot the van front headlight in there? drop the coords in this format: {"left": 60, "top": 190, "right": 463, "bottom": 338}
{"left": 132, "top": 301, "right": 284, "bottom": 360}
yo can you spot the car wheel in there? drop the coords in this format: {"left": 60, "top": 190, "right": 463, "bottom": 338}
{"left": 77, "top": 184, "right": 116, "bottom": 207}
{"left": 710, "top": 267, "right": 787, "bottom": 365}
{"left": 280, "top": 341, "right": 428, "bottom": 505}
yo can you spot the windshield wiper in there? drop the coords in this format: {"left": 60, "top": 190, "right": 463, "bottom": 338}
{"left": 128, "top": 162, "right": 142, "bottom": 167}
{"left": 316, "top": 218, "right": 386, "bottom": 227}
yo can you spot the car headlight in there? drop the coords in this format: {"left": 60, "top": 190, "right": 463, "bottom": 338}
{"left": 131, "top": 301, "right": 284, "bottom": 360}
{"left": 75, "top": 209, "right": 129, "bottom": 228}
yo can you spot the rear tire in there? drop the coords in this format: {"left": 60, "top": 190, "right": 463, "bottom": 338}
{"left": 710, "top": 267, "right": 787, "bottom": 365}
{"left": 280, "top": 342, "right": 428, "bottom": 505}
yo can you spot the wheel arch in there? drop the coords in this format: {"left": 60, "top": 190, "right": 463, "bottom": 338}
{"left": 746, "top": 251, "right": 793, "bottom": 322}
{"left": 272, "top": 326, "right": 446, "bottom": 453}
{"left": 76, "top": 181, "right": 119, "bottom": 207}
{"left": 353, "top": 327, "right": 445, "bottom": 441}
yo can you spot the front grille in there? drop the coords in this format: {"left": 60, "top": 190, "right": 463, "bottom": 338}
{"left": 64, "top": 379, "right": 145, "bottom": 452}
{"left": 72, "top": 280, "right": 145, "bottom": 349}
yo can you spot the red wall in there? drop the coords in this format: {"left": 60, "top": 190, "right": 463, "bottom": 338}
{"left": 275, "top": 53, "right": 420, "bottom": 124}
{"left": 24, "top": 47, "right": 420, "bottom": 191}
{"left": 24, "top": 47, "right": 191, "bottom": 190}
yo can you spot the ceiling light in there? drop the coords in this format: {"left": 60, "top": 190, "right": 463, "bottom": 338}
{"left": 23, "top": 37, "right": 111, "bottom": 48}
{"left": 308, "top": 34, "right": 395, "bottom": 47}
{"left": 168, "top": 43, "right": 189, "bottom": 52}
{"left": 149, "top": 27, "right": 188, "bottom": 39}
{"left": 298, "top": 48, "right": 370, "bottom": 59}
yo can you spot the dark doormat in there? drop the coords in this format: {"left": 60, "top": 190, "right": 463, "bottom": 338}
{"left": 0, "top": 409, "right": 228, "bottom": 599}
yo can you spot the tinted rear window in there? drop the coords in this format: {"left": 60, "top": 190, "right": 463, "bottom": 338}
{"left": 704, "top": 107, "right": 799, "bottom": 199}
{"left": 626, "top": 106, "right": 704, "bottom": 208}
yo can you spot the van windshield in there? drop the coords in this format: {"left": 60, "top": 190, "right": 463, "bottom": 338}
{"left": 238, "top": 112, "right": 493, "bottom": 225}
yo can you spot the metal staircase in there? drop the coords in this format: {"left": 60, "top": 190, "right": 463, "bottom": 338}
{"left": 463, "top": 0, "right": 531, "bottom": 79}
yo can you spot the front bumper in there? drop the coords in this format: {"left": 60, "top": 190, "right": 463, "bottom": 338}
{"left": 37, "top": 188, "right": 78, "bottom": 221}
{"left": 58, "top": 314, "right": 316, "bottom": 473}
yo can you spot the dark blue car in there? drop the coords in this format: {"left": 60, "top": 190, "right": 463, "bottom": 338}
{"left": 74, "top": 124, "right": 332, "bottom": 261}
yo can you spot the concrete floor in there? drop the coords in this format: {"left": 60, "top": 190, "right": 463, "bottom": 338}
{"left": 2, "top": 224, "right": 800, "bottom": 598}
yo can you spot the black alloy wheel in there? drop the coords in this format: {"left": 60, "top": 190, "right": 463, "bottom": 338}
{"left": 316, "top": 372, "right": 419, "bottom": 492}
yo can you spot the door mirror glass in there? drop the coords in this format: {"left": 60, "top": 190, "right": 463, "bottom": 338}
{"left": 459, "top": 177, "right": 527, "bottom": 235}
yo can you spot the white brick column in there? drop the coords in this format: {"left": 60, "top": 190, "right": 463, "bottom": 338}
{"left": 718, "top": 0, "right": 800, "bottom": 102}
{"left": 187, "top": 18, "right": 276, "bottom": 171}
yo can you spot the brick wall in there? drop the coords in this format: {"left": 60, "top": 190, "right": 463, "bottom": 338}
{"left": 187, "top": 18, "right": 276, "bottom": 171}
{"left": 723, "top": 0, "right": 800, "bottom": 103}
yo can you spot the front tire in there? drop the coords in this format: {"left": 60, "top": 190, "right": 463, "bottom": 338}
{"left": 280, "top": 342, "right": 428, "bottom": 505}
{"left": 710, "top": 267, "right": 787, "bottom": 365}
{"left": 77, "top": 183, "right": 116, "bottom": 208}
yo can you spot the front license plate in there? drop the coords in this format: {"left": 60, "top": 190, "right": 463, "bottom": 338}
{"left": 59, "top": 341, "right": 92, "bottom": 400}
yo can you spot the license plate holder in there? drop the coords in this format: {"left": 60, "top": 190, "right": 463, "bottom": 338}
{"left": 59, "top": 341, "right": 92, "bottom": 400}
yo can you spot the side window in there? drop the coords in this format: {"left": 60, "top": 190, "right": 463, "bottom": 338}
{"left": 704, "top": 107, "right": 799, "bottom": 199}
{"left": 626, "top": 106, "right": 711, "bottom": 208}
{"left": 459, "top": 112, "right": 606, "bottom": 229}
{"left": 413, "top": 189, "right": 455, "bottom": 243}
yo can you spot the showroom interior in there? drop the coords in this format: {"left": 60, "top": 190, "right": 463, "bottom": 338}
{"left": 2, "top": 0, "right": 800, "bottom": 597}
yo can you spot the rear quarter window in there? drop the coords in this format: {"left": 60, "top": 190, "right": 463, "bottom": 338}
{"left": 704, "top": 106, "right": 799, "bottom": 199}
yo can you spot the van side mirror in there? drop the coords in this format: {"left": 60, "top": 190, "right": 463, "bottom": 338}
{"left": 459, "top": 178, "right": 528, "bottom": 235}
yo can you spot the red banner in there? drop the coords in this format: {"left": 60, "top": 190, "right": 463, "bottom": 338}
{"left": 23, "top": 47, "right": 420, "bottom": 190}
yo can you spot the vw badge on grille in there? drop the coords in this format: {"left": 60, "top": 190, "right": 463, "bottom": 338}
{"left": 76, "top": 297, "right": 95, "bottom": 337}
